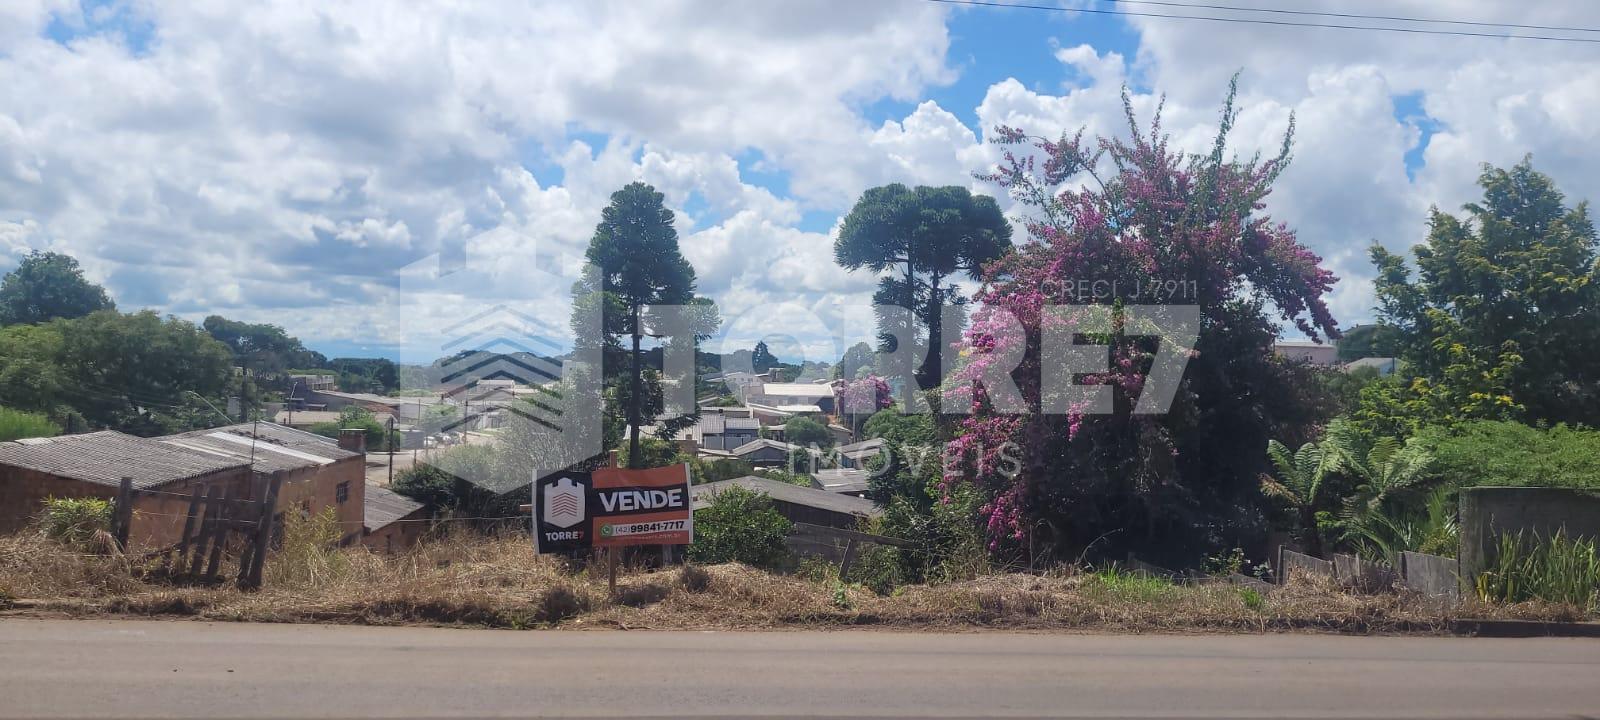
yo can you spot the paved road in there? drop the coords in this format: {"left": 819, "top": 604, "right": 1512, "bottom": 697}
{"left": 3, "top": 619, "right": 1599, "bottom": 719}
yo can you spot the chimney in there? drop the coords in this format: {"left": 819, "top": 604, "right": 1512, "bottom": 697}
{"left": 337, "top": 428, "right": 367, "bottom": 454}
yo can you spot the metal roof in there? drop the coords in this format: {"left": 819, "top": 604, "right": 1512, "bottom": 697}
{"left": 754, "top": 383, "right": 836, "bottom": 398}
{"left": 365, "top": 485, "right": 426, "bottom": 531}
{"left": 159, "top": 422, "right": 358, "bottom": 475}
{"left": 813, "top": 469, "right": 871, "bottom": 494}
{"left": 0, "top": 430, "right": 249, "bottom": 489}
{"left": 692, "top": 476, "right": 880, "bottom": 518}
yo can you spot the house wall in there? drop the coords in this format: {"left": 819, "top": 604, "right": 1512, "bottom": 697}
{"left": 271, "top": 456, "right": 367, "bottom": 545}
{"left": 362, "top": 507, "right": 429, "bottom": 553}
{"left": 0, "top": 465, "right": 253, "bottom": 549}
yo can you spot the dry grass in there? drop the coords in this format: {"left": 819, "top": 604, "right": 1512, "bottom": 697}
{"left": 1, "top": 531, "right": 1591, "bottom": 633}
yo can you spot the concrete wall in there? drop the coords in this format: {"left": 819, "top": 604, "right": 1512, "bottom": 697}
{"left": 1459, "top": 487, "right": 1600, "bottom": 590}
{"left": 1398, "top": 551, "right": 1460, "bottom": 602}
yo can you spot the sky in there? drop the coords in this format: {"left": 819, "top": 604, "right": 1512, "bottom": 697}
{"left": 2, "top": 0, "right": 1598, "bottom": 366}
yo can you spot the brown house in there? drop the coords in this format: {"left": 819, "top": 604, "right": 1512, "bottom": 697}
{"left": 159, "top": 423, "right": 367, "bottom": 545}
{"left": 0, "top": 431, "right": 252, "bottom": 549}
{"left": 362, "top": 485, "right": 427, "bottom": 553}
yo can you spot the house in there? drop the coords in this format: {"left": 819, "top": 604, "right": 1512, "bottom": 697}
{"left": 0, "top": 431, "right": 253, "bottom": 548}
{"left": 729, "top": 438, "right": 823, "bottom": 467}
{"left": 362, "top": 485, "right": 427, "bottom": 553}
{"left": 1274, "top": 340, "right": 1340, "bottom": 366}
{"left": 159, "top": 422, "right": 368, "bottom": 545}
{"left": 744, "top": 382, "right": 837, "bottom": 414}
{"left": 813, "top": 468, "right": 871, "bottom": 496}
{"left": 837, "top": 437, "right": 887, "bottom": 469}
{"left": 692, "top": 476, "right": 880, "bottom": 529}
{"left": 1344, "top": 357, "right": 1399, "bottom": 375}
{"left": 288, "top": 373, "right": 337, "bottom": 392}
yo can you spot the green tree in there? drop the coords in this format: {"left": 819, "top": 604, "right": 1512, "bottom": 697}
{"left": 51, "top": 310, "right": 235, "bottom": 435}
{"left": 1370, "top": 157, "right": 1599, "bottom": 427}
{"left": 0, "top": 251, "right": 115, "bottom": 326}
{"left": 782, "top": 416, "right": 833, "bottom": 450}
{"left": 0, "top": 323, "right": 68, "bottom": 416}
{"left": 835, "top": 341, "right": 876, "bottom": 381}
{"left": 750, "top": 340, "right": 779, "bottom": 373}
{"left": 202, "top": 315, "right": 325, "bottom": 377}
{"left": 835, "top": 185, "right": 1012, "bottom": 391}
{"left": 584, "top": 182, "right": 703, "bottom": 468}
{"left": 1335, "top": 324, "right": 1402, "bottom": 362}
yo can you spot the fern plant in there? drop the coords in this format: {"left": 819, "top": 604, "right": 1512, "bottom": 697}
{"left": 1262, "top": 421, "right": 1355, "bottom": 558}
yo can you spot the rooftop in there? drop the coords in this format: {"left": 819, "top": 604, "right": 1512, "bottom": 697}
{"left": 160, "top": 422, "right": 359, "bottom": 475}
{"left": 365, "top": 485, "right": 426, "bottom": 531}
{"left": 692, "top": 476, "right": 880, "bottom": 518}
{"left": 813, "top": 468, "right": 871, "bottom": 494}
{"left": 0, "top": 430, "right": 249, "bottom": 489}
{"left": 755, "top": 383, "right": 836, "bottom": 398}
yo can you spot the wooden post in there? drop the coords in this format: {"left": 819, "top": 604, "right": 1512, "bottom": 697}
{"left": 235, "top": 476, "right": 265, "bottom": 584}
{"left": 203, "top": 483, "right": 234, "bottom": 581}
{"left": 838, "top": 538, "right": 860, "bottom": 578}
{"left": 607, "top": 547, "right": 618, "bottom": 597}
{"left": 242, "top": 475, "right": 281, "bottom": 589}
{"left": 170, "top": 485, "right": 204, "bottom": 573}
{"left": 187, "top": 486, "right": 220, "bottom": 576}
{"left": 111, "top": 476, "right": 134, "bottom": 551}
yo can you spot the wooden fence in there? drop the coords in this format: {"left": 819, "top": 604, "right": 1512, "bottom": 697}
{"left": 108, "top": 474, "right": 283, "bottom": 589}
{"left": 787, "top": 522, "right": 912, "bottom": 577}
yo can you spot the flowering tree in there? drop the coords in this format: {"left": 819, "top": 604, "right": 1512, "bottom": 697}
{"left": 836, "top": 374, "right": 894, "bottom": 439}
{"left": 944, "top": 85, "right": 1341, "bottom": 563}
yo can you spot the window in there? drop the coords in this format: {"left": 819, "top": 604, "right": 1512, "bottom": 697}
{"left": 336, "top": 481, "right": 349, "bottom": 504}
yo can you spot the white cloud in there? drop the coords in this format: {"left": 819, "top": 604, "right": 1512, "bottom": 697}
{"left": 3, "top": 0, "right": 1598, "bottom": 354}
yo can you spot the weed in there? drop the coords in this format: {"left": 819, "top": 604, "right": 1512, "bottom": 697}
{"left": 1476, "top": 530, "right": 1600, "bottom": 611}
{"left": 1239, "top": 587, "right": 1265, "bottom": 611}
{"left": 680, "top": 564, "right": 712, "bottom": 593}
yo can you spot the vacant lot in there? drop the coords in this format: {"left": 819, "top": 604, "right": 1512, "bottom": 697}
{"left": 0, "top": 532, "right": 1589, "bottom": 632}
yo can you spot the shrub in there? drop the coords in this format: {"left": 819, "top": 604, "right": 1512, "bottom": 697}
{"left": 687, "top": 487, "right": 792, "bottom": 569}
{"left": 37, "top": 497, "right": 112, "bottom": 548}
{"left": 0, "top": 407, "right": 59, "bottom": 442}
{"left": 1475, "top": 530, "right": 1600, "bottom": 611}
{"left": 844, "top": 543, "right": 905, "bottom": 596}
{"left": 1417, "top": 421, "right": 1600, "bottom": 490}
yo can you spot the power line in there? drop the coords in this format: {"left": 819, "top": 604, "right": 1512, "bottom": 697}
{"left": 1107, "top": 0, "right": 1600, "bottom": 35}
{"left": 923, "top": 0, "right": 1600, "bottom": 44}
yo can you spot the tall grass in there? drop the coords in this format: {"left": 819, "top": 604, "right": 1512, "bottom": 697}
{"left": 0, "top": 407, "right": 59, "bottom": 442}
{"left": 264, "top": 508, "right": 350, "bottom": 588}
{"left": 37, "top": 497, "right": 112, "bottom": 549}
{"left": 1476, "top": 530, "right": 1600, "bottom": 611}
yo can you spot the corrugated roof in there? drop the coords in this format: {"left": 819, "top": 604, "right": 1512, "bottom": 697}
{"left": 159, "top": 422, "right": 357, "bottom": 475}
{"left": 365, "top": 485, "right": 426, "bottom": 530}
{"left": 813, "top": 469, "right": 871, "bottom": 494}
{"left": 692, "top": 476, "right": 880, "bottom": 517}
{"left": 0, "top": 430, "right": 249, "bottom": 489}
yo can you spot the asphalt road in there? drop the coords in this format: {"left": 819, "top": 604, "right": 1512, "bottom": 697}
{"left": 3, "top": 619, "right": 1599, "bottom": 719}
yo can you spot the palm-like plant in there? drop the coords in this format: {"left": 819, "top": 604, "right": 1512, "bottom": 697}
{"left": 1339, "top": 437, "right": 1440, "bottom": 562}
{"left": 1262, "top": 424, "right": 1354, "bottom": 558}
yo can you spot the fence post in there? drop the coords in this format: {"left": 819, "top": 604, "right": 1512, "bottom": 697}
{"left": 111, "top": 476, "right": 134, "bottom": 551}
{"left": 242, "top": 475, "right": 281, "bottom": 590}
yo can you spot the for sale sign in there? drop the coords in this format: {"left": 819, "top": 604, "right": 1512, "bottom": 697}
{"left": 591, "top": 464, "right": 693, "bottom": 547}
{"left": 531, "top": 464, "right": 693, "bottom": 553}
